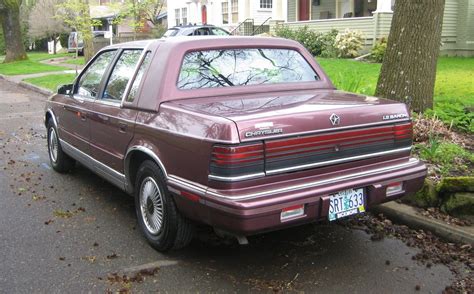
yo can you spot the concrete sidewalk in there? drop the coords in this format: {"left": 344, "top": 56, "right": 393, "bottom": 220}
{"left": 374, "top": 202, "right": 474, "bottom": 244}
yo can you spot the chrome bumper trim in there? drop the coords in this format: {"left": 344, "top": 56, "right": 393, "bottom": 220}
{"left": 208, "top": 172, "right": 265, "bottom": 182}
{"left": 169, "top": 158, "right": 422, "bottom": 201}
{"left": 207, "top": 158, "right": 422, "bottom": 201}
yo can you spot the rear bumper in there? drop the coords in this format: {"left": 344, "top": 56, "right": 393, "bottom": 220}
{"left": 169, "top": 158, "right": 427, "bottom": 235}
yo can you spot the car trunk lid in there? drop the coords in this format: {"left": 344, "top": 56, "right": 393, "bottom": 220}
{"left": 173, "top": 89, "right": 413, "bottom": 177}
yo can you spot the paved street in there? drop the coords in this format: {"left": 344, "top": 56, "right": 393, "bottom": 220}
{"left": 0, "top": 78, "right": 462, "bottom": 293}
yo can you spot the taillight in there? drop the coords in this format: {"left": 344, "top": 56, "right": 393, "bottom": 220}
{"left": 393, "top": 122, "right": 413, "bottom": 140}
{"left": 209, "top": 142, "right": 265, "bottom": 181}
{"left": 392, "top": 122, "right": 413, "bottom": 151}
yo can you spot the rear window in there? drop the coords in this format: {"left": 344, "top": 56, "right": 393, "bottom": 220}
{"left": 177, "top": 48, "right": 319, "bottom": 90}
{"left": 163, "top": 29, "right": 179, "bottom": 37}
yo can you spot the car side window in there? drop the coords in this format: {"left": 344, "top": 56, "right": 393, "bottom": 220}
{"left": 211, "top": 28, "right": 229, "bottom": 36}
{"left": 126, "top": 51, "right": 151, "bottom": 102}
{"left": 195, "top": 28, "right": 210, "bottom": 35}
{"left": 102, "top": 49, "right": 143, "bottom": 102}
{"left": 77, "top": 50, "right": 116, "bottom": 98}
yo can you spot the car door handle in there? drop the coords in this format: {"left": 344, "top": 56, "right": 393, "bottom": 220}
{"left": 80, "top": 112, "right": 87, "bottom": 121}
{"left": 118, "top": 122, "right": 127, "bottom": 133}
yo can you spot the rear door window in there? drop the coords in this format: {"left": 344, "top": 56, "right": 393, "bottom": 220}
{"left": 126, "top": 51, "right": 151, "bottom": 102}
{"left": 102, "top": 49, "right": 143, "bottom": 102}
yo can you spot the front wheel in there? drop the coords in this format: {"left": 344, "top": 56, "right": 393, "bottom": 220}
{"left": 135, "top": 160, "right": 194, "bottom": 251}
{"left": 47, "top": 120, "right": 75, "bottom": 173}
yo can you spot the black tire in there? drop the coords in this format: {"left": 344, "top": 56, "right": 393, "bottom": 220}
{"left": 135, "top": 160, "right": 194, "bottom": 252}
{"left": 47, "top": 120, "right": 75, "bottom": 173}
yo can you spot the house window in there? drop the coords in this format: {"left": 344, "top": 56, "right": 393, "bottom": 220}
{"left": 222, "top": 1, "right": 229, "bottom": 24}
{"left": 175, "top": 8, "right": 181, "bottom": 26}
{"left": 260, "top": 0, "right": 272, "bottom": 9}
{"left": 182, "top": 8, "right": 188, "bottom": 25}
{"left": 231, "top": 0, "right": 238, "bottom": 23}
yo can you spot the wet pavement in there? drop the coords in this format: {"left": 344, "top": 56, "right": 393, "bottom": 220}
{"left": 0, "top": 79, "right": 469, "bottom": 293}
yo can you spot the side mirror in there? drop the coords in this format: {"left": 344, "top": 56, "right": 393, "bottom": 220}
{"left": 58, "top": 84, "right": 73, "bottom": 95}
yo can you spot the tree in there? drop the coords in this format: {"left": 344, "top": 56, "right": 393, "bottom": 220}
{"left": 28, "top": 0, "right": 68, "bottom": 54}
{"left": 56, "top": 0, "right": 98, "bottom": 61}
{"left": 0, "top": 0, "right": 28, "bottom": 63}
{"left": 375, "top": 0, "right": 445, "bottom": 113}
{"left": 114, "top": 0, "right": 164, "bottom": 37}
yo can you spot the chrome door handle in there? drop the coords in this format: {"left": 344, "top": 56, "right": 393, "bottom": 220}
{"left": 118, "top": 122, "right": 127, "bottom": 133}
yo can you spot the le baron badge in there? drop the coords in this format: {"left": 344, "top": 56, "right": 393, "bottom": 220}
{"left": 382, "top": 113, "right": 409, "bottom": 120}
{"left": 244, "top": 122, "right": 283, "bottom": 138}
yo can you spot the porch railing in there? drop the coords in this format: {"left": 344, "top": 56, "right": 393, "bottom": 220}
{"left": 252, "top": 17, "right": 272, "bottom": 35}
{"left": 230, "top": 18, "right": 254, "bottom": 36}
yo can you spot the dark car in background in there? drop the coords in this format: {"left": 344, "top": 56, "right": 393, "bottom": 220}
{"left": 163, "top": 25, "right": 230, "bottom": 37}
{"left": 45, "top": 37, "right": 426, "bottom": 252}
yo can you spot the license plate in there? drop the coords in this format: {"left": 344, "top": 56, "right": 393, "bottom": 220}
{"left": 328, "top": 188, "right": 365, "bottom": 221}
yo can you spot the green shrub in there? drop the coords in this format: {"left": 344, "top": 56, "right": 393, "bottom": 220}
{"left": 416, "top": 138, "right": 474, "bottom": 176}
{"left": 334, "top": 29, "right": 364, "bottom": 58}
{"left": 275, "top": 26, "right": 339, "bottom": 57}
{"left": 319, "top": 29, "right": 338, "bottom": 58}
{"left": 59, "top": 33, "right": 70, "bottom": 49}
{"left": 0, "top": 25, "right": 5, "bottom": 56}
{"left": 425, "top": 103, "right": 474, "bottom": 133}
{"left": 293, "top": 26, "right": 323, "bottom": 56}
{"left": 274, "top": 25, "right": 295, "bottom": 40}
{"left": 371, "top": 37, "right": 387, "bottom": 63}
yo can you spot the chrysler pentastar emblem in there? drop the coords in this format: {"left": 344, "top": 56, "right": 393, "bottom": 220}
{"left": 329, "top": 113, "right": 340, "bottom": 126}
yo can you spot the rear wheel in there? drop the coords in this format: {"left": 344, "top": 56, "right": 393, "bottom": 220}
{"left": 47, "top": 120, "right": 75, "bottom": 173}
{"left": 135, "top": 160, "right": 194, "bottom": 251}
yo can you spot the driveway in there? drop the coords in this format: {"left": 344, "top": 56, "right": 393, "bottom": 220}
{"left": 0, "top": 79, "right": 459, "bottom": 293}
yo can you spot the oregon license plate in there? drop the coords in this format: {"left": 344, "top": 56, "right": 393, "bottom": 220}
{"left": 328, "top": 188, "right": 365, "bottom": 221}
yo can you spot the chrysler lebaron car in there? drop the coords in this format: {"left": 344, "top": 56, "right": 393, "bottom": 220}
{"left": 45, "top": 37, "right": 427, "bottom": 251}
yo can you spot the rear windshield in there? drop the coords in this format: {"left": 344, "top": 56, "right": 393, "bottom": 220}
{"left": 177, "top": 48, "right": 319, "bottom": 90}
{"left": 163, "top": 29, "right": 179, "bottom": 37}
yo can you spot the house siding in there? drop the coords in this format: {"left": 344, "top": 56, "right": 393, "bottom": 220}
{"left": 276, "top": 0, "right": 474, "bottom": 56}
{"left": 442, "top": 0, "right": 459, "bottom": 42}
{"left": 311, "top": 1, "right": 336, "bottom": 20}
{"left": 288, "top": 0, "right": 296, "bottom": 22}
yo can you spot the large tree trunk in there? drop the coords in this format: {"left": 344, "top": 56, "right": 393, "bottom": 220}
{"left": 375, "top": 0, "right": 445, "bottom": 113}
{"left": 0, "top": 0, "right": 28, "bottom": 63}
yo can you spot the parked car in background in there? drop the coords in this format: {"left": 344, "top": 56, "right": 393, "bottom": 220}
{"left": 45, "top": 37, "right": 426, "bottom": 252}
{"left": 162, "top": 25, "right": 230, "bottom": 37}
{"left": 68, "top": 31, "right": 110, "bottom": 55}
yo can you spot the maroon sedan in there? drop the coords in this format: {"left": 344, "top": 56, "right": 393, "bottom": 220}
{"left": 44, "top": 37, "right": 426, "bottom": 251}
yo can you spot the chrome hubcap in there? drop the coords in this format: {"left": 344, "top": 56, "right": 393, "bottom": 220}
{"left": 139, "top": 177, "right": 164, "bottom": 235}
{"left": 49, "top": 128, "right": 58, "bottom": 163}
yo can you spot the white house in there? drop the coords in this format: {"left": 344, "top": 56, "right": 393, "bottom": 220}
{"left": 167, "top": 0, "right": 288, "bottom": 31}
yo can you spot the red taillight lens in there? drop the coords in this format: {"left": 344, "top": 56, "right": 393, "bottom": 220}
{"left": 393, "top": 122, "right": 413, "bottom": 140}
{"left": 209, "top": 143, "right": 265, "bottom": 181}
{"left": 211, "top": 143, "right": 264, "bottom": 166}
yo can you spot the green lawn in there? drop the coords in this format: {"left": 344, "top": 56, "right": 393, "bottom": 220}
{"left": 0, "top": 52, "right": 73, "bottom": 76}
{"left": 23, "top": 74, "right": 77, "bottom": 91}
{"left": 65, "top": 57, "right": 85, "bottom": 65}
{"left": 317, "top": 57, "right": 474, "bottom": 132}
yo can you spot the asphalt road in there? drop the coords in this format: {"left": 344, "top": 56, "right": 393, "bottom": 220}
{"left": 0, "top": 79, "right": 457, "bottom": 293}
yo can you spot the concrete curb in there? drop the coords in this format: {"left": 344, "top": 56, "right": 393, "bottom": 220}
{"left": 373, "top": 202, "right": 474, "bottom": 245}
{"left": 0, "top": 74, "right": 53, "bottom": 96}
{"left": 19, "top": 81, "right": 53, "bottom": 96}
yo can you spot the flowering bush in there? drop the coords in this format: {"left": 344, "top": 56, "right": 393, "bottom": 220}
{"left": 334, "top": 29, "right": 364, "bottom": 58}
